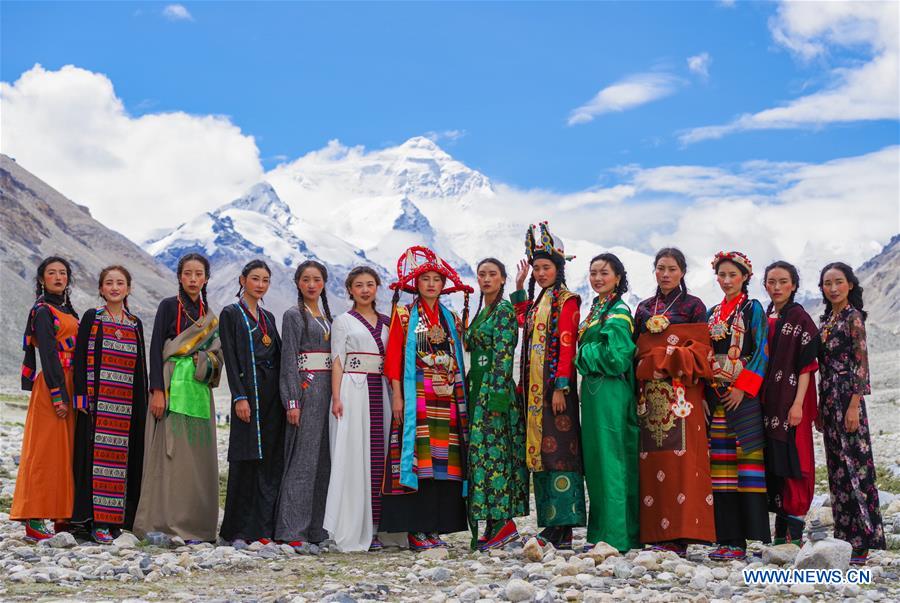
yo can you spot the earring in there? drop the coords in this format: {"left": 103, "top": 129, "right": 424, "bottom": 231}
{"left": 40, "top": 282, "right": 45, "bottom": 296}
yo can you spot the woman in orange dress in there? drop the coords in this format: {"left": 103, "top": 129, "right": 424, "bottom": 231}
{"left": 11, "top": 256, "right": 80, "bottom": 541}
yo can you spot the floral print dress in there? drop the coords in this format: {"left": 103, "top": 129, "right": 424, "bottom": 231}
{"left": 818, "top": 306, "right": 885, "bottom": 551}
{"left": 464, "top": 300, "right": 529, "bottom": 524}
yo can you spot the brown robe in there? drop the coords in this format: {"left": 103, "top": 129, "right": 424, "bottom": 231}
{"left": 635, "top": 322, "right": 716, "bottom": 544}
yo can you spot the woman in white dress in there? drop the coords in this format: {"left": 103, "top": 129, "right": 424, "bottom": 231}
{"left": 324, "top": 266, "right": 392, "bottom": 551}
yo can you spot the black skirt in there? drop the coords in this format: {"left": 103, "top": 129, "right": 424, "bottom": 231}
{"left": 379, "top": 479, "right": 468, "bottom": 535}
{"left": 219, "top": 366, "right": 286, "bottom": 542}
{"left": 713, "top": 491, "right": 772, "bottom": 546}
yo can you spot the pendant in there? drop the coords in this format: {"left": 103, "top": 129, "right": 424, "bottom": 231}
{"left": 114, "top": 329, "right": 123, "bottom": 340}
{"left": 709, "top": 321, "right": 729, "bottom": 341}
{"left": 646, "top": 314, "right": 670, "bottom": 334}
{"left": 262, "top": 334, "right": 272, "bottom": 347}
{"left": 324, "top": 332, "right": 330, "bottom": 342}
{"left": 427, "top": 324, "right": 446, "bottom": 344}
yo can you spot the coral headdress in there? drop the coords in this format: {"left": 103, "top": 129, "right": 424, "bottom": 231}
{"left": 389, "top": 246, "right": 474, "bottom": 296}
{"left": 712, "top": 250, "right": 753, "bottom": 276}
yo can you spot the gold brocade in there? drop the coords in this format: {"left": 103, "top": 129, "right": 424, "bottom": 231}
{"left": 638, "top": 379, "right": 680, "bottom": 448}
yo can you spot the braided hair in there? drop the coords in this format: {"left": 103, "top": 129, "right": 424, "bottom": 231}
{"left": 588, "top": 253, "right": 629, "bottom": 327}
{"left": 818, "top": 261, "right": 867, "bottom": 321}
{"left": 294, "top": 260, "right": 331, "bottom": 330}
{"left": 177, "top": 252, "right": 211, "bottom": 309}
{"left": 473, "top": 257, "right": 508, "bottom": 320}
{"left": 763, "top": 260, "right": 800, "bottom": 315}
{"left": 35, "top": 255, "right": 77, "bottom": 315}
{"left": 98, "top": 265, "right": 134, "bottom": 312}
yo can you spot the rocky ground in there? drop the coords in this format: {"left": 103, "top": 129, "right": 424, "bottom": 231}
{"left": 0, "top": 348, "right": 898, "bottom": 602}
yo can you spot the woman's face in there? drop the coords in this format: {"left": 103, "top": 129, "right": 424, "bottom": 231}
{"left": 242, "top": 268, "right": 271, "bottom": 302}
{"left": 100, "top": 270, "right": 130, "bottom": 304}
{"left": 41, "top": 261, "right": 69, "bottom": 295}
{"left": 765, "top": 267, "right": 796, "bottom": 307}
{"left": 532, "top": 259, "right": 557, "bottom": 289}
{"left": 179, "top": 260, "right": 208, "bottom": 298}
{"left": 417, "top": 271, "right": 444, "bottom": 301}
{"left": 654, "top": 256, "right": 683, "bottom": 293}
{"left": 821, "top": 268, "right": 852, "bottom": 307}
{"left": 477, "top": 262, "right": 504, "bottom": 297}
{"left": 716, "top": 260, "right": 748, "bottom": 298}
{"left": 349, "top": 274, "right": 378, "bottom": 307}
{"left": 589, "top": 260, "right": 620, "bottom": 297}
{"left": 298, "top": 267, "right": 324, "bottom": 303}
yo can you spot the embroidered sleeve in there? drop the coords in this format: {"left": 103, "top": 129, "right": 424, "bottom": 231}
{"left": 383, "top": 309, "right": 407, "bottom": 382}
{"left": 575, "top": 305, "right": 635, "bottom": 378}
{"left": 34, "top": 306, "right": 69, "bottom": 406}
{"left": 279, "top": 309, "right": 306, "bottom": 411}
{"left": 510, "top": 289, "right": 531, "bottom": 327}
{"left": 483, "top": 302, "right": 518, "bottom": 413}
{"left": 734, "top": 300, "right": 768, "bottom": 397}
{"left": 849, "top": 311, "right": 871, "bottom": 396}
{"left": 554, "top": 296, "right": 580, "bottom": 388}
{"left": 218, "top": 306, "right": 250, "bottom": 409}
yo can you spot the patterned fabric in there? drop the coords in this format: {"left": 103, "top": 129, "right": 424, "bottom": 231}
{"left": 383, "top": 301, "right": 469, "bottom": 494}
{"left": 349, "top": 310, "right": 390, "bottom": 528}
{"left": 464, "top": 300, "right": 528, "bottom": 522}
{"left": 533, "top": 471, "right": 586, "bottom": 527}
{"left": 818, "top": 306, "right": 885, "bottom": 551}
{"left": 707, "top": 299, "right": 768, "bottom": 454}
{"left": 85, "top": 309, "right": 139, "bottom": 525}
{"left": 710, "top": 405, "right": 766, "bottom": 493}
{"left": 633, "top": 289, "right": 707, "bottom": 338}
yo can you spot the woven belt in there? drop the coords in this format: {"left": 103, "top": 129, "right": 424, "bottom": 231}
{"left": 344, "top": 352, "right": 384, "bottom": 375}
{"left": 297, "top": 351, "right": 332, "bottom": 372}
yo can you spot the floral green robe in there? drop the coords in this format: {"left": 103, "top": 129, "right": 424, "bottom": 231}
{"left": 464, "top": 300, "right": 529, "bottom": 523}
{"left": 575, "top": 297, "right": 639, "bottom": 551}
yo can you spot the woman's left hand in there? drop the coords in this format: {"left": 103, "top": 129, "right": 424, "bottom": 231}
{"left": 235, "top": 399, "right": 251, "bottom": 423}
{"left": 723, "top": 387, "right": 744, "bottom": 411}
{"left": 552, "top": 390, "right": 567, "bottom": 415}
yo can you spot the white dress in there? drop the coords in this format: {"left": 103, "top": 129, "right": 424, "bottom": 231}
{"left": 323, "top": 311, "right": 392, "bottom": 551}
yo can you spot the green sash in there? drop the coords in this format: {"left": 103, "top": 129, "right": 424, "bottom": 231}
{"left": 167, "top": 355, "right": 211, "bottom": 420}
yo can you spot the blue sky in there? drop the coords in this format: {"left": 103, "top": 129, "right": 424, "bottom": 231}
{"left": 4, "top": 1, "right": 896, "bottom": 192}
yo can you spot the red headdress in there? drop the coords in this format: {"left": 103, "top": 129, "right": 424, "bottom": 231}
{"left": 389, "top": 246, "right": 474, "bottom": 296}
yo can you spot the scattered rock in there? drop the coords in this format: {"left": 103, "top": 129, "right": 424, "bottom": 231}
{"left": 113, "top": 532, "right": 141, "bottom": 549}
{"left": 420, "top": 546, "right": 449, "bottom": 561}
{"left": 143, "top": 532, "right": 173, "bottom": 548}
{"left": 583, "top": 541, "right": 619, "bottom": 564}
{"left": 761, "top": 543, "right": 801, "bottom": 566}
{"left": 790, "top": 583, "right": 816, "bottom": 596}
{"left": 505, "top": 578, "right": 535, "bottom": 602}
{"left": 794, "top": 537, "right": 852, "bottom": 571}
{"left": 523, "top": 537, "right": 544, "bottom": 562}
{"left": 46, "top": 532, "right": 77, "bottom": 548}
{"left": 807, "top": 507, "right": 834, "bottom": 529}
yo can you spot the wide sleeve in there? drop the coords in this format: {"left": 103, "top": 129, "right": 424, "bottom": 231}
{"left": 33, "top": 306, "right": 70, "bottom": 408}
{"left": 849, "top": 311, "right": 871, "bottom": 396}
{"left": 330, "top": 315, "right": 350, "bottom": 367}
{"left": 148, "top": 300, "right": 171, "bottom": 392}
{"left": 482, "top": 303, "right": 518, "bottom": 413}
{"left": 218, "top": 306, "right": 249, "bottom": 406}
{"left": 383, "top": 309, "right": 407, "bottom": 382}
{"left": 279, "top": 309, "right": 306, "bottom": 410}
{"left": 733, "top": 300, "right": 768, "bottom": 397}
{"left": 72, "top": 308, "right": 96, "bottom": 409}
{"left": 553, "top": 296, "right": 580, "bottom": 390}
{"left": 576, "top": 311, "right": 636, "bottom": 378}
{"left": 509, "top": 289, "right": 531, "bottom": 327}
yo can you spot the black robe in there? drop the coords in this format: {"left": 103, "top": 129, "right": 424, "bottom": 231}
{"left": 218, "top": 302, "right": 286, "bottom": 542}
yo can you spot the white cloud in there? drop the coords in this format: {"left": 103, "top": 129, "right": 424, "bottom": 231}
{"left": 0, "top": 64, "right": 263, "bottom": 240}
{"left": 162, "top": 4, "right": 193, "bottom": 22}
{"left": 687, "top": 52, "right": 712, "bottom": 78}
{"left": 567, "top": 73, "right": 682, "bottom": 125}
{"left": 425, "top": 129, "right": 467, "bottom": 143}
{"left": 681, "top": 1, "right": 899, "bottom": 144}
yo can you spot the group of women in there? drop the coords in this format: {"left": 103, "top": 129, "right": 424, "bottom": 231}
{"left": 10, "top": 220, "right": 885, "bottom": 565}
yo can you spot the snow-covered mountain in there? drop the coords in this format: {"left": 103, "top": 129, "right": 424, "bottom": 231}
{"left": 145, "top": 183, "right": 389, "bottom": 317}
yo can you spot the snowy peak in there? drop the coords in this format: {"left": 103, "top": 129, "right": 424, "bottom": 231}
{"left": 223, "top": 181, "right": 293, "bottom": 224}
{"left": 393, "top": 197, "right": 435, "bottom": 236}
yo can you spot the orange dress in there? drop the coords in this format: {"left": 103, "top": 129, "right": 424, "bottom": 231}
{"left": 11, "top": 304, "right": 78, "bottom": 521}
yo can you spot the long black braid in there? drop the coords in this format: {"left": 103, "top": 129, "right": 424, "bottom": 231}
{"left": 176, "top": 252, "right": 211, "bottom": 312}
{"left": 474, "top": 257, "right": 508, "bottom": 320}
